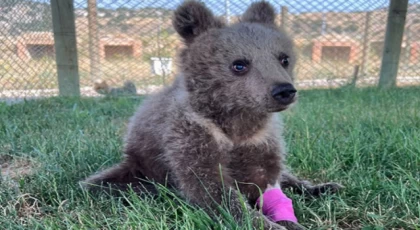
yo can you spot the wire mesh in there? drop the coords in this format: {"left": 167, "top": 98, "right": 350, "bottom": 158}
{"left": 1, "top": 0, "right": 420, "bottom": 102}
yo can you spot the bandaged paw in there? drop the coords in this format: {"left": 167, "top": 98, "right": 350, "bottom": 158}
{"left": 256, "top": 188, "right": 298, "bottom": 223}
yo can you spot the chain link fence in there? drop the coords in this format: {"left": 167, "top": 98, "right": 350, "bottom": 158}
{"left": 1, "top": 0, "right": 420, "bottom": 101}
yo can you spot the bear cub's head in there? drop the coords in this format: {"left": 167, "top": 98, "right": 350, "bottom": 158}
{"left": 173, "top": 1, "right": 297, "bottom": 114}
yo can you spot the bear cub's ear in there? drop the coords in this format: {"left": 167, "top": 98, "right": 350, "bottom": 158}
{"left": 172, "top": 1, "right": 224, "bottom": 44}
{"left": 242, "top": 1, "right": 276, "bottom": 25}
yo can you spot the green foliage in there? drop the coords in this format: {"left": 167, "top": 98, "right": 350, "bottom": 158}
{"left": 344, "top": 24, "right": 359, "bottom": 33}
{"left": 332, "top": 25, "right": 343, "bottom": 34}
{"left": 3, "top": 1, "right": 52, "bottom": 35}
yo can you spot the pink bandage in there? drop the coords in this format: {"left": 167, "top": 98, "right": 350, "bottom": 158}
{"left": 256, "top": 188, "right": 298, "bottom": 223}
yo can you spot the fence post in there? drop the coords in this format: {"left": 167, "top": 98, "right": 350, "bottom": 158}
{"left": 50, "top": 0, "right": 80, "bottom": 96}
{"left": 403, "top": 24, "right": 411, "bottom": 70}
{"left": 378, "top": 0, "right": 408, "bottom": 88}
{"left": 360, "top": 11, "right": 371, "bottom": 76}
{"left": 88, "top": 0, "right": 101, "bottom": 81}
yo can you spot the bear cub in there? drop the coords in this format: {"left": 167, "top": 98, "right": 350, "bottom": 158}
{"left": 81, "top": 1, "right": 342, "bottom": 229}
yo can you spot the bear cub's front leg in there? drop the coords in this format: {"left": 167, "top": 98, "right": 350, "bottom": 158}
{"left": 164, "top": 120, "right": 288, "bottom": 230}
{"left": 258, "top": 183, "right": 306, "bottom": 230}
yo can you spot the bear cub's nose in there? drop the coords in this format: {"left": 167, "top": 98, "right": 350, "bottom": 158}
{"left": 271, "top": 83, "right": 297, "bottom": 105}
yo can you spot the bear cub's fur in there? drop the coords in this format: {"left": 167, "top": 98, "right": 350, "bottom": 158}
{"left": 81, "top": 1, "right": 342, "bottom": 229}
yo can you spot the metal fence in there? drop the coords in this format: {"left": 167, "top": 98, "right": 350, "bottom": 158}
{"left": 1, "top": 0, "right": 420, "bottom": 101}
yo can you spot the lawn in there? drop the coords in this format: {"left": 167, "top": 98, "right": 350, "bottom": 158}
{"left": 1, "top": 87, "right": 419, "bottom": 229}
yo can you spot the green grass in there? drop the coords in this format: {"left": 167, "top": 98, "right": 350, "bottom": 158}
{"left": 0, "top": 87, "right": 419, "bottom": 229}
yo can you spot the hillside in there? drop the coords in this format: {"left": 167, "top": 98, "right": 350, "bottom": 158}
{"left": 1, "top": 1, "right": 419, "bottom": 42}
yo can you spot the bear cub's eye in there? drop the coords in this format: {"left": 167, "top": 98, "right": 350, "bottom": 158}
{"left": 231, "top": 60, "right": 249, "bottom": 74}
{"left": 279, "top": 53, "right": 289, "bottom": 68}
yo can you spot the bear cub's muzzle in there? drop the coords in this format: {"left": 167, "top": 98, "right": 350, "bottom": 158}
{"left": 271, "top": 83, "right": 297, "bottom": 105}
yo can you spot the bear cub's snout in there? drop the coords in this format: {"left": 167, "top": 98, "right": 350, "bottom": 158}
{"left": 271, "top": 83, "right": 297, "bottom": 105}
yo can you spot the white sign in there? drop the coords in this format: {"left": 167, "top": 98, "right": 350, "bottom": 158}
{"left": 151, "top": 57, "right": 172, "bottom": 75}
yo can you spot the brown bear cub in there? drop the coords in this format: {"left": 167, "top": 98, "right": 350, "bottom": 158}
{"left": 81, "top": 1, "right": 342, "bottom": 229}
